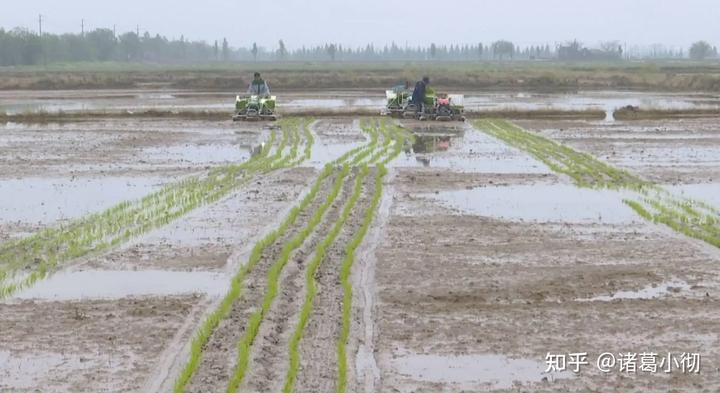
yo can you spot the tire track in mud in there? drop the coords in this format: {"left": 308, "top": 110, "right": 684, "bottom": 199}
{"left": 240, "top": 168, "right": 362, "bottom": 393}
{"left": 293, "top": 170, "right": 377, "bottom": 393}
{"left": 184, "top": 170, "right": 341, "bottom": 392}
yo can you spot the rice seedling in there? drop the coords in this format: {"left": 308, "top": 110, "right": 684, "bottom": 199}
{"left": 225, "top": 163, "right": 351, "bottom": 393}
{"left": 282, "top": 165, "right": 370, "bottom": 393}
{"left": 625, "top": 187, "right": 720, "bottom": 248}
{"left": 171, "top": 117, "right": 412, "bottom": 392}
{"left": 0, "top": 118, "right": 317, "bottom": 298}
{"left": 473, "top": 119, "right": 720, "bottom": 250}
{"left": 173, "top": 116, "right": 405, "bottom": 392}
{"left": 474, "top": 119, "right": 647, "bottom": 189}
{"left": 173, "top": 161, "right": 337, "bottom": 393}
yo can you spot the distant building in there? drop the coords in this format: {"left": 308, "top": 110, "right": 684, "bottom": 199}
{"left": 558, "top": 41, "right": 622, "bottom": 61}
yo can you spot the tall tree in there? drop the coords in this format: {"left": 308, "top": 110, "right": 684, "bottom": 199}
{"left": 222, "top": 38, "right": 229, "bottom": 61}
{"left": 689, "top": 41, "right": 712, "bottom": 60}
{"left": 251, "top": 42, "right": 258, "bottom": 61}
{"left": 278, "top": 39, "right": 287, "bottom": 60}
{"left": 492, "top": 40, "right": 514, "bottom": 60}
{"left": 326, "top": 43, "right": 337, "bottom": 61}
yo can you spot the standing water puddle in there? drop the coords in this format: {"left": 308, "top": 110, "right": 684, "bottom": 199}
{"left": 576, "top": 280, "right": 691, "bottom": 302}
{"left": 283, "top": 98, "right": 385, "bottom": 109}
{"left": 666, "top": 183, "right": 720, "bottom": 207}
{"left": 391, "top": 128, "right": 552, "bottom": 174}
{"left": 431, "top": 184, "right": 640, "bottom": 224}
{"left": 284, "top": 99, "right": 346, "bottom": 108}
{"left": 308, "top": 141, "right": 365, "bottom": 167}
{"left": 13, "top": 270, "right": 227, "bottom": 300}
{"left": 613, "top": 146, "right": 720, "bottom": 167}
{"left": 464, "top": 91, "right": 716, "bottom": 112}
{"left": 141, "top": 144, "right": 250, "bottom": 164}
{"left": 0, "top": 177, "right": 164, "bottom": 225}
{"left": 392, "top": 353, "right": 572, "bottom": 389}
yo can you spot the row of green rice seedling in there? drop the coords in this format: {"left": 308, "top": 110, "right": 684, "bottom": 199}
{"left": 173, "top": 159, "right": 339, "bottom": 393}
{"left": 174, "top": 118, "right": 397, "bottom": 392}
{"left": 346, "top": 118, "right": 381, "bottom": 167}
{"left": 225, "top": 163, "right": 352, "bottom": 392}
{"left": 381, "top": 122, "right": 413, "bottom": 165}
{"left": 268, "top": 118, "right": 309, "bottom": 171}
{"left": 0, "top": 119, "right": 314, "bottom": 298}
{"left": 474, "top": 119, "right": 720, "bottom": 250}
{"left": 174, "top": 121, "right": 405, "bottom": 392}
{"left": 356, "top": 117, "right": 411, "bottom": 167}
{"left": 624, "top": 186, "right": 720, "bottom": 248}
{"left": 282, "top": 165, "right": 370, "bottom": 393}
{"left": 364, "top": 118, "right": 393, "bottom": 164}
{"left": 0, "top": 157, "right": 257, "bottom": 296}
{"left": 337, "top": 163, "right": 388, "bottom": 393}
{"left": 288, "top": 118, "right": 316, "bottom": 167}
{"left": 475, "top": 119, "right": 647, "bottom": 189}
{"left": 245, "top": 122, "right": 405, "bottom": 392}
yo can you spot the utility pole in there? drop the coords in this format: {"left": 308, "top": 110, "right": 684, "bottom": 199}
{"left": 81, "top": 19, "right": 84, "bottom": 36}
{"left": 136, "top": 24, "right": 140, "bottom": 37}
{"left": 38, "top": 14, "right": 43, "bottom": 36}
{"left": 113, "top": 24, "right": 116, "bottom": 38}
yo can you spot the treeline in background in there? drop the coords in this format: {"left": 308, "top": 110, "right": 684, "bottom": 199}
{"left": 1, "top": 27, "right": 718, "bottom": 66}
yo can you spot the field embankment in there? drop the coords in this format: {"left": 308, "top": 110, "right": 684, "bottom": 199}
{"left": 3, "top": 61, "right": 720, "bottom": 92}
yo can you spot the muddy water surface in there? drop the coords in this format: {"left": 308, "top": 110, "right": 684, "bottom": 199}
{"left": 14, "top": 269, "right": 227, "bottom": 300}
{"left": 392, "top": 352, "right": 573, "bottom": 389}
{"left": 2, "top": 89, "right": 718, "bottom": 114}
{"left": 0, "top": 176, "right": 164, "bottom": 224}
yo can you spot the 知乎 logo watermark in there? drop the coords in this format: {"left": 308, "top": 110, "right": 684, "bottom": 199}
{"left": 545, "top": 352, "right": 701, "bottom": 374}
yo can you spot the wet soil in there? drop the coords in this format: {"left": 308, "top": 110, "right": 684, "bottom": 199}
{"left": 517, "top": 118, "right": 720, "bottom": 185}
{"left": 240, "top": 168, "right": 358, "bottom": 393}
{"left": 0, "top": 296, "right": 199, "bottom": 392}
{"left": 2, "top": 108, "right": 720, "bottom": 393}
{"left": 294, "top": 170, "right": 377, "bottom": 393}
{"left": 369, "top": 121, "right": 720, "bottom": 392}
{"left": 185, "top": 169, "right": 345, "bottom": 392}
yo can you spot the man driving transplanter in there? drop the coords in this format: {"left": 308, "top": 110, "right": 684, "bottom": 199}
{"left": 247, "top": 72, "right": 270, "bottom": 96}
{"left": 411, "top": 76, "right": 429, "bottom": 112}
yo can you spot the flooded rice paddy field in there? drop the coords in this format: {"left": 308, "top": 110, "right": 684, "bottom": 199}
{"left": 518, "top": 118, "right": 720, "bottom": 185}
{"left": 2, "top": 89, "right": 720, "bottom": 115}
{"left": 1, "top": 104, "right": 720, "bottom": 392}
{"left": 368, "top": 119, "right": 720, "bottom": 392}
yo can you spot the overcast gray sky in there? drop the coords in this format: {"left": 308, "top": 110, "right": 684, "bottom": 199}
{"left": 2, "top": 0, "right": 718, "bottom": 49}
